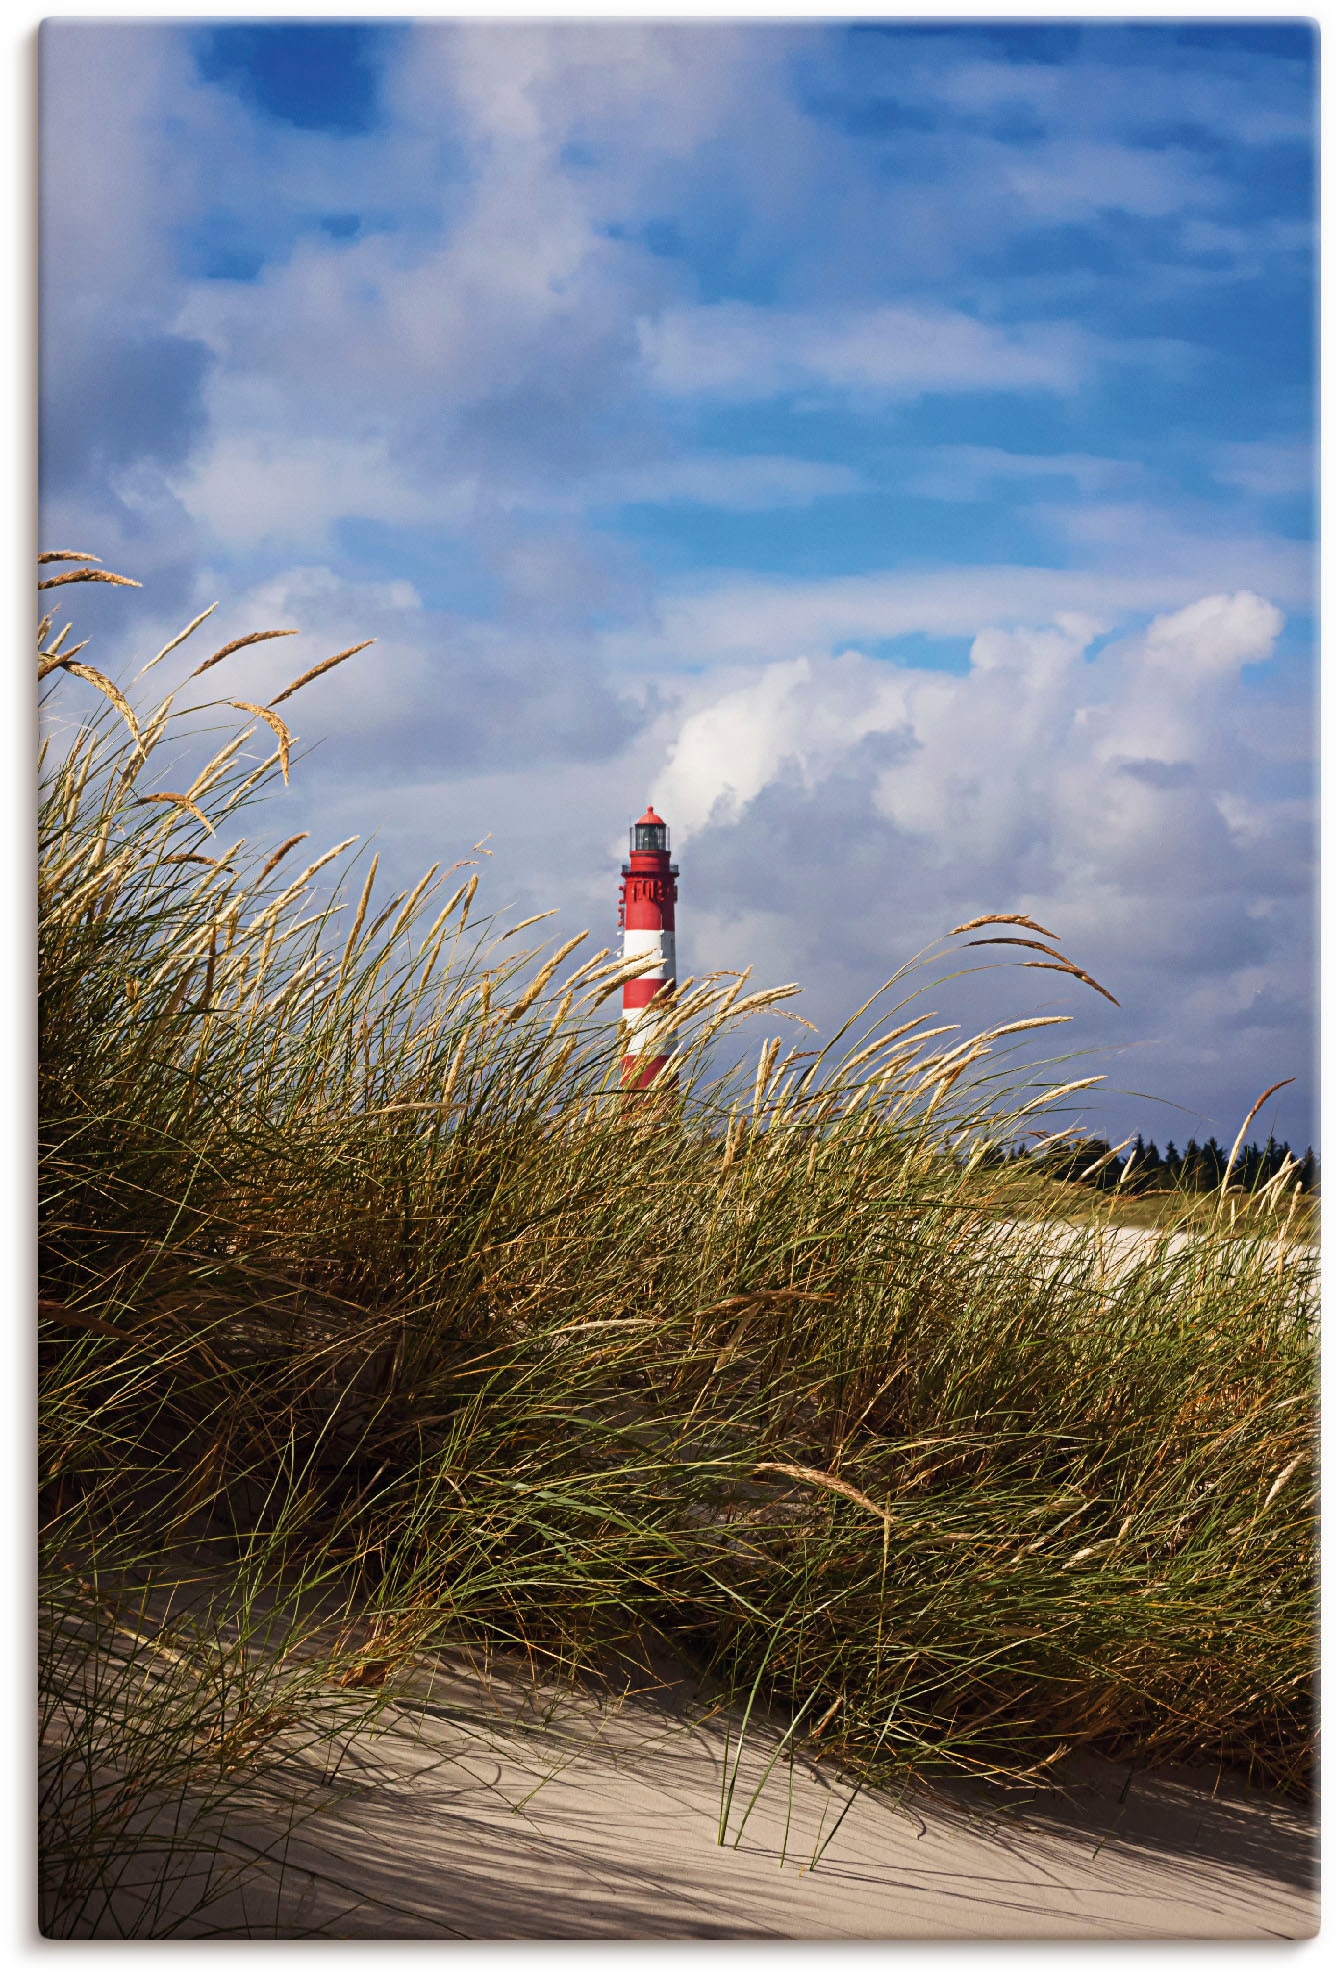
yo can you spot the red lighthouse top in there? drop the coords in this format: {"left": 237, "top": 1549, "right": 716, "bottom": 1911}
{"left": 619, "top": 804, "right": 678, "bottom": 927}
{"left": 629, "top": 806, "right": 671, "bottom": 857}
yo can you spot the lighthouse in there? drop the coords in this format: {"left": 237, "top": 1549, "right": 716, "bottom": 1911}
{"left": 617, "top": 806, "right": 678, "bottom": 1087}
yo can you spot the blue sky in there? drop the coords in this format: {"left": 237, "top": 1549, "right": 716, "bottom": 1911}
{"left": 39, "top": 16, "right": 1317, "bottom": 1149}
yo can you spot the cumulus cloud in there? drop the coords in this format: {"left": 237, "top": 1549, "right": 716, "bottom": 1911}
{"left": 654, "top": 594, "right": 1280, "bottom": 843}
{"left": 646, "top": 593, "right": 1310, "bottom": 1142}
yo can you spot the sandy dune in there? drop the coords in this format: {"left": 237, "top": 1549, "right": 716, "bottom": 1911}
{"left": 164, "top": 1650, "right": 1315, "bottom": 1941}
{"left": 988, "top": 1215, "right": 1315, "bottom": 1276}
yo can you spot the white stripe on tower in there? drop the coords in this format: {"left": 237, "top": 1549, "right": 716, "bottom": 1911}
{"left": 621, "top": 928, "right": 677, "bottom": 975}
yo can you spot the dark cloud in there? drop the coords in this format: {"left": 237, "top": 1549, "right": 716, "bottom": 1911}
{"left": 306, "top": 639, "right": 648, "bottom": 784}
{"left": 40, "top": 333, "right": 213, "bottom": 494}
{"left": 679, "top": 758, "right": 1314, "bottom": 1148}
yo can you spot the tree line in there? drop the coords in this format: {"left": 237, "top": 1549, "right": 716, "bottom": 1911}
{"left": 998, "top": 1135, "right": 1319, "bottom": 1195}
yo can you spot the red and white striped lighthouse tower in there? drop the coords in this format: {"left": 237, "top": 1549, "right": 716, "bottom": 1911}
{"left": 617, "top": 806, "right": 678, "bottom": 1088}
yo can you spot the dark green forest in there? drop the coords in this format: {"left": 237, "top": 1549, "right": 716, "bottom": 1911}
{"left": 1008, "top": 1135, "right": 1317, "bottom": 1195}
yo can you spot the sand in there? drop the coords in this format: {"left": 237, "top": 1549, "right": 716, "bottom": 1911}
{"left": 142, "top": 1648, "right": 1315, "bottom": 1941}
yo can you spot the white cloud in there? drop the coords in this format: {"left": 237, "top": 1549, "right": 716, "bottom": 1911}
{"left": 993, "top": 139, "right": 1221, "bottom": 224}
{"left": 640, "top": 590, "right": 1309, "bottom": 1143}
{"left": 640, "top": 301, "right": 1088, "bottom": 401}
{"left": 604, "top": 538, "right": 1311, "bottom": 676}
{"left": 654, "top": 654, "right": 910, "bottom": 836}
{"left": 392, "top": 19, "right": 759, "bottom": 159}
{"left": 1138, "top": 590, "right": 1283, "bottom": 676}
{"left": 167, "top": 432, "right": 458, "bottom": 552}
{"left": 655, "top": 592, "right": 1282, "bottom": 845}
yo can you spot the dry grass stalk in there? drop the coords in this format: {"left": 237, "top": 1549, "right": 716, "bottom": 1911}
{"left": 1221, "top": 1078, "right": 1297, "bottom": 1197}
{"left": 258, "top": 834, "right": 310, "bottom": 883}
{"left": 269, "top": 639, "right": 374, "bottom": 706}
{"left": 228, "top": 701, "right": 293, "bottom": 781}
{"left": 38, "top": 567, "right": 141, "bottom": 591}
{"left": 136, "top": 791, "right": 213, "bottom": 834}
{"left": 500, "top": 910, "right": 559, "bottom": 941}
{"left": 139, "top": 601, "right": 219, "bottom": 676}
{"left": 950, "top": 911, "right": 1062, "bottom": 941}
{"left": 752, "top": 1462, "right": 894, "bottom": 1528}
{"left": 504, "top": 932, "right": 589, "bottom": 1022}
{"left": 37, "top": 640, "right": 91, "bottom": 682}
{"left": 336, "top": 856, "right": 380, "bottom": 990}
{"left": 190, "top": 628, "right": 298, "bottom": 681}
{"left": 966, "top": 935, "right": 1120, "bottom": 1006}
{"left": 58, "top": 664, "right": 141, "bottom": 752}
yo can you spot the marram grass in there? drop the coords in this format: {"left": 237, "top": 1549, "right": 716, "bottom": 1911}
{"left": 38, "top": 560, "right": 1316, "bottom": 1935}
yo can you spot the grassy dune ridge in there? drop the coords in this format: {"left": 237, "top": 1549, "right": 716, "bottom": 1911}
{"left": 38, "top": 564, "right": 1317, "bottom": 1936}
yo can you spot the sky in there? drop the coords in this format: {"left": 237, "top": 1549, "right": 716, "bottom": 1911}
{"left": 37, "top": 15, "right": 1318, "bottom": 1152}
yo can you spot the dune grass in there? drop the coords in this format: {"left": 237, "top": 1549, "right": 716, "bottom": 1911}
{"left": 38, "top": 561, "right": 1317, "bottom": 1935}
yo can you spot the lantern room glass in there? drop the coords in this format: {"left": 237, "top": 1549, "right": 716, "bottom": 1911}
{"left": 632, "top": 821, "right": 669, "bottom": 854}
